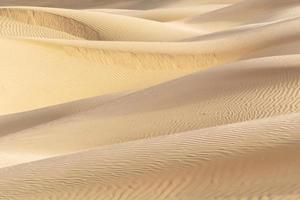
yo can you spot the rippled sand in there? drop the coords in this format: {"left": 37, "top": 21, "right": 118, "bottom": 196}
{"left": 0, "top": 0, "right": 300, "bottom": 199}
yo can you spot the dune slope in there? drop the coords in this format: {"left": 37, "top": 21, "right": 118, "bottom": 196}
{"left": 0, "top": 113, "right": 300, "bottom": 199}
{"left": 1, "top": 55, "right": 300, "bottom": 167}
{"left": 0, "top": 0, "right": 299, "bottom": 199}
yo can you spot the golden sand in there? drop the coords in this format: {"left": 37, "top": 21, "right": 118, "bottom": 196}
{"left": 0, "top": 0, "right": 299, "bottom": 199}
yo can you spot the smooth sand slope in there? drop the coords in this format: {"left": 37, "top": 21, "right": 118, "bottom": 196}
{"left": 1, "top": 113, "right": 300, "bottom": 199}
{"left": 183, "top": 0, "right": 300, "bottom": 31}
{"left": 1, "top": 14, "right": 299, "bottom": 114}
{"left": 1, "top": 55, "right": 300, "bottom": 168}
{"left": 0, "top": 0, "right": 300, "bottom": 199}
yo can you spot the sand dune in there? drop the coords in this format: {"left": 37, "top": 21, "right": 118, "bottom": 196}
{"left": 184, "top": 0, "right": 300, "bottom": 31}
{"left": 1, "top": 54, "right": 300, "bottom": 168}
{"left": 0, "top": 92, "right": 128, "bottom": 137}
{"left": 95, "top": 4, "right": 229, "bottom": 22}
{"left": 0, "top": 113, "right": 300, "bottom": 199}
{"left": 0, "top": 7, "right": 200, "bottom": 41}
{"left": 0, "top": 0, "right": 299, "bottom": 199}
{"left": 0, "top": 38, "right": 207, "bottom": 115}
{"left": 1, "top": 15, "right": 299, "bottom": 114}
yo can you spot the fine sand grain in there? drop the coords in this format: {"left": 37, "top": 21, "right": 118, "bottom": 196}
{"left": 0, "top": 0, "right": 299, "bottom": 199}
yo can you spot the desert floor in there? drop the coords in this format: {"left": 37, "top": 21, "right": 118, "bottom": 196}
{"left": 0, "top": 0, "right": 300, "bottom": 199}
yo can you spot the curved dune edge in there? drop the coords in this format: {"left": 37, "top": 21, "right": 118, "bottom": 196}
{"left": 0, "top": 0, "right": 299, "bottom": 199}
{"left": 183, "top": 0, "right": 300, "bottom": 31}
{"left": 0, "top": 113, "right": 300, "bottom": 199}
{"left": 1, "top": 13, "right": 299, "bottom": 114}
{"left": 0, "top": 7, "right": 200, "bottom": 41}
{"left": 94, "top": 5, "right": 229, "bottom": 22}
{"left": 0, "top": 15, "right": 82, "bottom": 39}
{"left": 0, "top": 91, "right": 128, "bottom": 137}
{"left": 0, "top": 38, "right": 208, "bottom": 115}
{"left": 0, "top": 8, "right": 102, "bottom": 40}
{"left": 1, "top": 55, "right": 300, "bottom": 168}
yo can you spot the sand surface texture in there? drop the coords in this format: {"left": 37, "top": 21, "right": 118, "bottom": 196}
{"left": 0, "top": 0, "right": 300, "bottom": 199}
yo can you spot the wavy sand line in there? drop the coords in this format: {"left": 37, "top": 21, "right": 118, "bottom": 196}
{"left": 1, "top": 55, "right": 300, "bottom": 168}
{"left": 0, "top": 0, "right": 299, "bottom": 199}
{"left": 0, "top": 113, "right": 299, "bottom": 199}
{"left": 0, "top": 7, "right": 200, "bottom": 41}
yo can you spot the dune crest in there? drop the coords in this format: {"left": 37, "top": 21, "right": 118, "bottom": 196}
{"left": 1, "top": 113, "right": 300, "bottom": 199}
{"left": 0, "top": 0, "right": 299, "bottom": 199}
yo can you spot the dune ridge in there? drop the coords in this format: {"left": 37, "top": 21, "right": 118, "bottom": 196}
{"left": 1, "top": 55, "right": 300, "bottom": 168}
{"left": 0, "top": 7, "right": 200, "bottom": 41}
{"left": 0, "top": 0, "right": 299, "bottom": 199}
{"left": 1, "top": 113, "right": 300, "bottom": 199}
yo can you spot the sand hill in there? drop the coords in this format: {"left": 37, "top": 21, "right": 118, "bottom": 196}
{"left": 0, "top": 0, "right": 299, "bottom": 199}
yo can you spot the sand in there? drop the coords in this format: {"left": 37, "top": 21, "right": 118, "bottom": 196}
{"left": 0, "top": 0, "right": 299, "bottom": 199}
